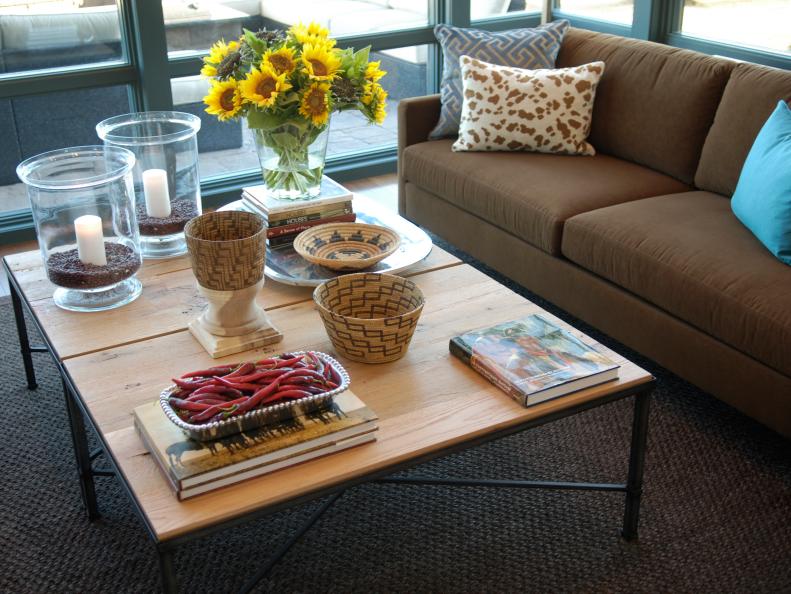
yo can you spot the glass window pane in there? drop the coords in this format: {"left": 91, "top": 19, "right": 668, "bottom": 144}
{"left": 681, "top": 0, "right": 791, "bottom": 55}
{"left": 0, "top": 85, "right": 132, "bottom": 214}
{"left": 164, "top": 1, "right": 260, "bottom": 58}
{"left": 471, "top": 0, "right": 543, "bottom": 21}
{"left": 261, "top": 0, "right": 429, "bottom": 38}
{"left": 0, "top": 1, "right": 125, "bottom": 75}
{"left": 164, "top": 0, "right": 431, "bottom": 57}
{"left": 173, "top": 44, "right": 429, "bottom": 180}
{"left": 557, "top": 0, "right": 633, "bottom": 24}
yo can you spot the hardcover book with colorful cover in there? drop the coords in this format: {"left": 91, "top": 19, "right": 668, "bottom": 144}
{"left": 450, "top": 314, "right": 619, "bottom": 407}
{"left": 242, "top": 176, "right": 353, "bottom": 216}
{"left": 134, "top": 390, "right": 377, "bottom": 499}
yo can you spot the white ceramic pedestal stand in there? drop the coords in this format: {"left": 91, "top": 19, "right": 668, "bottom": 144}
{"left": 188, "top": 280, "right": 282, "bottom": 358}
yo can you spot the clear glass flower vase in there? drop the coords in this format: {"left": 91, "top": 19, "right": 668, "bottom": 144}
{"left": 251, "top": 119, "right": 330, "bottom": 201}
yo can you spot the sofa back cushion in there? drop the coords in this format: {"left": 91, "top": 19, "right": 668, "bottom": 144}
{"left": 695, "top": 63, "right": 791, "bottom": 196}
{"left": 556, "top": 28, "right": 734, "bottom": 184}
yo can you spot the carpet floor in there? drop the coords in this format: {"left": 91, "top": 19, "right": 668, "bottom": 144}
{"left": 1, "top": 241, "right": 790, "bottom": 593}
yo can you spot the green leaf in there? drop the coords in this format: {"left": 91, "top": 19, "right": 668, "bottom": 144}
{"left": 246, "top": 108, "right": 286, "bottom": 130}
{"left": 243, "top": 29, "right": 266, "bottom": 57}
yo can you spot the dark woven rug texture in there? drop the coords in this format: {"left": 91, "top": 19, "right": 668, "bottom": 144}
{"left": 1, "top": 239, "right": 790, "bottom": 594}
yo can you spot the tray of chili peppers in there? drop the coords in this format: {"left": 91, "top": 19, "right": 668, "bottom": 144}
{"left": 159, "top": 351, "right": 350, "bottom": 441}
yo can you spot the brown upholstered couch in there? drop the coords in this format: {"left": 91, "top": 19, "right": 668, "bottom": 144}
{"left": 397, "top": 28, "right": 791, "bottom": 437}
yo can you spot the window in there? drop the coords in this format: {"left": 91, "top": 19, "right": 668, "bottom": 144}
{"left": 679, "top": 0, "right": 791, "bottom": 55}
{"left": 471, "top": 0, "right": 543, "bottom": 21}
{"left": 0, "top": 1, "right": 789, "bottom": 239}
{"left": 0, "top": 0, "right": 126, "bottom": 74}
{"left": 0, "top": 85, "right": 133, "bottom": 214}
{"left": 556, "top": 0, "right": 634, "bottom": 25}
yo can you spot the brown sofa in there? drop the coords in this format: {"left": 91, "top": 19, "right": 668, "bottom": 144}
{"left": 397, "top": 27, "right": 791, "bottom": 437}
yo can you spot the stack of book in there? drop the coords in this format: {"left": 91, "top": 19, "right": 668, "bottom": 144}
{"left": 134, "top": 390, "right": 378, "bottom": 500}
{"left": 242, "top": 176, "right": 355, "bottom": 249}
{"left": 450, "top": 314, "right": 620, "bottom": 407}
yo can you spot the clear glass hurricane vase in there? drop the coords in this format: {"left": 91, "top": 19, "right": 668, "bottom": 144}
{"left": 251, "top": 119, "right": 330, "bottom": 200}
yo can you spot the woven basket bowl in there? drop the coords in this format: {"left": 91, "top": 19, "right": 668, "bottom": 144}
{"left": 184, "top": 210, "right": 266, "bottom": 291}
{"left": 293, "top": 222, "right": 401, "bottom": 271}
{"left": 313, "top": 272, "right": 425, "bottom": 364}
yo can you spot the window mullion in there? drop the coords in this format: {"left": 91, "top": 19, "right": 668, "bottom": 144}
{"left": 127, "top": 0, "right": 173, "bottom": 110}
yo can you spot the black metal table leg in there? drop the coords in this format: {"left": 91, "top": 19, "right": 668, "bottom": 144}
{"left": 158, "top": 546, "right": 178, "bottom": 594}
{"left": 621, "top": 388, "right": 651, "bottom": 541}
{"left": 62, "top": 379, "right": 101, "bottom": 521}
{"left": 10, "top": 280, "right": 37, "bottom": 390}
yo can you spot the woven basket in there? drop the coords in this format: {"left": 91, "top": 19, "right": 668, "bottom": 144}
{"left": 294, "top": 222, "right": 401, "bottom": 271}
{"left": 184, "top": 211, "right": 266, "bottom": 291}
{"left": 313, "top": 272, "right": 425, "bottom": 364}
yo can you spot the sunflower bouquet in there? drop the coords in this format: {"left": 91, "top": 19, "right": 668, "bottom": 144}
{"left": 202, "top": 22, "right": 388, "bottom": 199}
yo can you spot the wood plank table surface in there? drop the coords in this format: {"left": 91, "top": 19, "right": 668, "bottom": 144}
{"left": 65, "top": 263, "right": 653, "bottom": 542}
{"left": 5, "top": 242, "right": 458, "bottom": 361}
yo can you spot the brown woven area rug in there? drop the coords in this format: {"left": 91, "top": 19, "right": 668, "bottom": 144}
{"left": 1, "top": 239, "right": 790, "bottom": 593}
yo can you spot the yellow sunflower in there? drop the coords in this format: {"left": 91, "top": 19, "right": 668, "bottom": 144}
{"left": 263, "top": 46, "right": 297, "bottom": 76}
{"left": 300, "top": 43, "right": 341, "bottom": 81}
{"left": 204, "top": 79, "right": 242, "bottom": 121}
{"left": 299, "top": 82, "right": 331, "bottom": 126}
{"left": 362, "top": 82, "right": 388, "bottom": 124}
{"left": 289, "top": 21, "right": 334, "bottom": 47}
{"left": 201, "top": 39, "right": 239, "bottom": 77}
{"left": 239, "top": 65, "right": 292, "bottom": 108}
{"left": 364, "top": 60, "right": 386, "bottom": 83}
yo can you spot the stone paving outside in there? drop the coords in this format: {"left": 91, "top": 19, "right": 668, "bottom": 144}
{"left": 0, "top": 99, "right": 400, "bottom": 212}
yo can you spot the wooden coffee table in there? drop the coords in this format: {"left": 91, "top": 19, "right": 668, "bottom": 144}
{"left": 4, "top": 211, "right": 653, "bottom": 593}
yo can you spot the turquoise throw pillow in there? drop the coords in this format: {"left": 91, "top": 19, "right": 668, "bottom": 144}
{"left": 430, "top": 20, "right": 569, "bottom": 140}
{"left": 731, "top": 100, "right": 791, "bottom": 265}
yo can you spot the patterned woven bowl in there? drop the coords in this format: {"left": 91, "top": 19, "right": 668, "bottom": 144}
{"left": 313, "top": 272, "right": 425, "bottom": 364}
{"left": 293, "top": 222, "right": 401, "bottom": 271}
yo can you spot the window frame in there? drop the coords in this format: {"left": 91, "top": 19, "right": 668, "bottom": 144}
{"left": 0, "top": 0, "right": 789, "bottom": 241}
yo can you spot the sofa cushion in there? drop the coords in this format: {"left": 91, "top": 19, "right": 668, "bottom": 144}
{"left": 556, "top": 28, "right": 734, "bottom": 185}
{"left": 731, "top": 101, "right": 791, "bottom": 265}
{"left": 430, "top": 20, "right": 569, "bottom": 139}
{"left": 562, "top": 191, "right": 791, "bottom": 378}
{"left": 695, "top": 63, "right": 791, "bottom": 197}
{"left": 453, "top": 57, "right": 604, "bottom": 156}
{"left": 401, "top": 139, "right": 689, "bottom": 254}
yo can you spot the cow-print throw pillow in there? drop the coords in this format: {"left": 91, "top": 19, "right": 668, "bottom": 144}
{"left": 452, "top": 56, "right": 605, "bottom": 155}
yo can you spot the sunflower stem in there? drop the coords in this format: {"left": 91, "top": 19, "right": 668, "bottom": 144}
{"left": 252, "top": 120, "right": 329, "bottom": 200}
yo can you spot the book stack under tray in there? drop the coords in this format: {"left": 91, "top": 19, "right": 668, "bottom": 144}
{"left": 242, "top": 176, "right": 355, "bottom": 249}
{"left": 134, "top": 390, "right": 377, "bottom": 500}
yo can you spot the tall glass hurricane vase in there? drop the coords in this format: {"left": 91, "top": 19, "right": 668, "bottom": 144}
{"left": 251, "top": 118, "right": 329, "bottom": 200}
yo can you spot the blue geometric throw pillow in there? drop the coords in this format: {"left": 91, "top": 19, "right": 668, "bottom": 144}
{"left": 430, "top": 20, "right": 570, "bottom": 140}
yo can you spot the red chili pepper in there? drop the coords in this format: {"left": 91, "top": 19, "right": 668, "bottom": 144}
{"left": 308, "top": 352, "right": 325, "bottom": 375}
{"left": 259, "top": 388, "right": 313, "bottom": 405}
{"left": 275, "top": 355, "right": 304, "bottom": 369}
{"left": 212, "top": 376, "right": 260, "bottom": 391}
{"left": 168, "top": 397, "right": 213, "bottom": 412}
{"left": 194, "top": 398, "right": 229, "bottom": 406}
{"left": 172, "top": 377, "right": 217, "bottom": 391}
{"left": 255, "top": 357, "right": 278, "bottom": 368}
{"left": 181, "top": 365, "right": 236, "bottom": 379}
{"left": 189, "top": 396, "right": 249, "bottom": 423}
{"left": 190, "top": 385, "right": 243, "bottom": 398}
{"left": 231, "top": 379, "right": 285, "bottom": 415}
{"left": 279, "top": 383, "right": 326, "bottom": 394}
{"left": 227, "top": 370, "right": 285, "bottom": 384}
{"left": 222, "top": 362, "right": 256, "bottom": 379}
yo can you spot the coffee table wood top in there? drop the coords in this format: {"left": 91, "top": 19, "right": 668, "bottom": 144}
{"left": 5, "top": 244, "right": 457, "bottom": 361}
{"left": 64, "top": 263, "right": 652, "bottom": 542}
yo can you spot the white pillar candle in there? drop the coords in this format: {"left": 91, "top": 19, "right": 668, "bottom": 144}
{"left": 74, "top": 215, "right": 107, "bottom": 266}
{"left": 142, "top": 168, "right": 172, "bottom": 218}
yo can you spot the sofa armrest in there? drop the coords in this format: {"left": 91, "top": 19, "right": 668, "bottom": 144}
{"left": 397, "top": 94, "right": 441, "bottom": 216}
